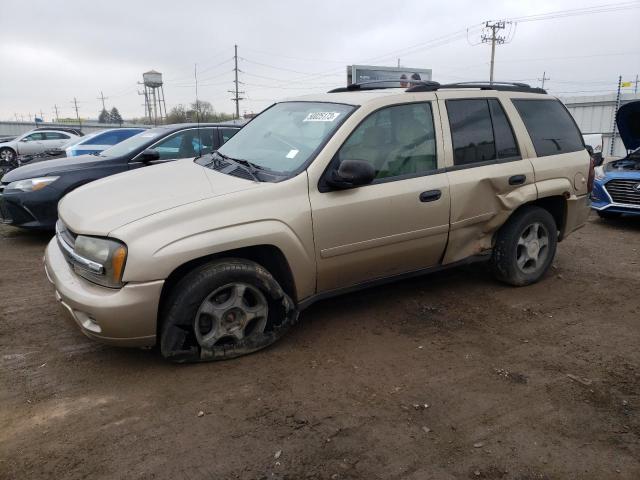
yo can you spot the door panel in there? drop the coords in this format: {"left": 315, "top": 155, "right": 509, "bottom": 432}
{"left": 310, "top": 175, "right": 450, "bottom": 291}
{"left": 309, "top": 101, "right": 450, "bottom": 292}
{"left": 436, "top": 94, "right": 536, "bottom": 264}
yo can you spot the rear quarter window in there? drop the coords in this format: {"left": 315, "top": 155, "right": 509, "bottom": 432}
{"left": 512, "top": 99, "right": 584, "bottom": 157}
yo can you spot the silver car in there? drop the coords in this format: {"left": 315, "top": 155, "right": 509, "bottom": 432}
{"left": 0, "top": 128, "right": 80, "bottom": 161}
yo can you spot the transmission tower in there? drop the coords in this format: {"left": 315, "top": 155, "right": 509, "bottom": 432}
{"left": 228, "top": 45, "right": 245, "bottom": 119}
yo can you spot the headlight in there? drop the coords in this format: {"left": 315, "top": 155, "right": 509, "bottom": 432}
{"left": 73, "top": 236, "right": 128, "bottom": 288}
{"left": 594, "top": 166, "right": 605, "bottom": 181}
{"left": 7, "top": 176, "right": 59, "bottom": 192}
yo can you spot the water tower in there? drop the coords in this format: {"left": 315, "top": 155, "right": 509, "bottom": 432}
{"left": 140, "top": 70, "right": 167, "bottom": 125}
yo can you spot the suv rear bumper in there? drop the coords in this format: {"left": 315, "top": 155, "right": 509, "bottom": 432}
{"left": 44, "top": 238, "right": 163, "bottom": 347}
{"left": 563, "top": 193, "right": 591, "bottom": 238}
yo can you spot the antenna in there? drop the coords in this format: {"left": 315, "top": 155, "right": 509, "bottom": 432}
{"left": 195, "top": 63, "right": 202, "bottom": 157}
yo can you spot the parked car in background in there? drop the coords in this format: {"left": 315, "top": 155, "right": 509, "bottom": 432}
{"left": 591, "top": 100, "right": 640, "bottom": 218}
{"left": 66, "top": 128, "right": 146, "bottom": 157}
{"left": 43, "top": 81, "right": 592, "bottom": 362}
{"left": 0, "top": 122, "right": 242, "bottom": 229}
{"left": 0, "top": 128, "right": 81, "bottom": 162}
{"left": 583, "top": 133, "right": 603, "bottom": 166}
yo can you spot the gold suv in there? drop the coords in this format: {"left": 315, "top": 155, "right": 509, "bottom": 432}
{"left": 44, "top": 81, "right": 593, "bottom": 362}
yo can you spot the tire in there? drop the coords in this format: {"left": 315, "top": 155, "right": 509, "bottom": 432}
{"left": 597, "top": 210, "right": 622, "bottom": 219}
{"left": 160, "top": 258, "right": 298, "bottom": 363}
{"left": 491, "top": 206, "right": 558, "bottom": 286}
{"left": 0, "top": 147, "right": 16, "bottom": 163}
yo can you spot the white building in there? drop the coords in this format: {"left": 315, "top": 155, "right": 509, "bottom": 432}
{"left": 562, "top": 92, "right": 640, "bottom": 157}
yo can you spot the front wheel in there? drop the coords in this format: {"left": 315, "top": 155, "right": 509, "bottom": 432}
{"left": 160, "top": 258, "right": 298, "bottom": 363}
{"left": 491, "top": 206, "right": 558, "bottom": 286}
{"left": 0, "top": 147, "right": 16, "bottom": 163}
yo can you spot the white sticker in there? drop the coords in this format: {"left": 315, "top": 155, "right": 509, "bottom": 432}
{"left": 286, "top": 149, "right": 299, "bottom": 159}
{"left": 303, "top": 112, "right": 341, "bottom": 122}
{"left": 140, "top": 133, "right": 159, "bottom": 138}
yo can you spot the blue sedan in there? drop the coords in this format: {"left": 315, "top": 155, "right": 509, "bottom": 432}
{"left": 591, "top": 101, "right": 640, "bottom": 218}
{"left": 65, "top": 128, "right": 145, "bottom": 157}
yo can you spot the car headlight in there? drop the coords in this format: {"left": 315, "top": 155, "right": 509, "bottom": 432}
{"left": 7, "top": 176, "right": 59, "bottom": 192}
{"left": 73, "top": 236, "right": 128, "bottom": 288}
{"left": 594, "top": 166, "right": 605, "bottom": 181}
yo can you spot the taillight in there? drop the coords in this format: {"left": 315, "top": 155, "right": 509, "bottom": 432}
{"left": 587, "top": 156, "right": 595, "bottom": 192}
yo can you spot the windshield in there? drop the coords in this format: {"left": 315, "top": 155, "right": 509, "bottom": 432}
{"left": 217, "top": 101, "right": 355, "bottom": 173}
{"left": 99, "top": 128, "right": 164, "bottom": 157}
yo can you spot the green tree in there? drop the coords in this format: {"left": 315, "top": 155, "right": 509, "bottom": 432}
{"left": 98, "top": 109, "right": 110, "bottom": 124}
{"left": 110, "top": 107, "right": 123, "bottom": 125}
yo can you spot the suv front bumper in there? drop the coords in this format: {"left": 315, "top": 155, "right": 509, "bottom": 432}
{"left": 44, "top": 238, "right": 163, "bottom": 347}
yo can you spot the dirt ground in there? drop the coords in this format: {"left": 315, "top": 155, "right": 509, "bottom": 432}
{"left": 1, "top": 214, "right": 639, "bottom": 480}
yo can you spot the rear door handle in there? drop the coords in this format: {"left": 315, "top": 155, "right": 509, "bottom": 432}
{"left": 509, "top": 174, "right": 526, "bottom": 186}
{"left": 419, "top": 190, "right": 442, "bottom": 202}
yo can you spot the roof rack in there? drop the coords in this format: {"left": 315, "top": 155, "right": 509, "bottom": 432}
{"left": 406, "top": 81, "right": 546, "bottom": 94}
{"left": 328, "top": 80, "right": 441, "bottom": 93}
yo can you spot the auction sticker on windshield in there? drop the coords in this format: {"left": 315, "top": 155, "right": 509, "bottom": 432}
{"left": 304, "top": 112, "right": 341, "bottom": 122}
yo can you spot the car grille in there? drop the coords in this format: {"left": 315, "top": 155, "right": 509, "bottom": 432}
{"left": 604, "top": 179, "right": 640, "bottom": 206}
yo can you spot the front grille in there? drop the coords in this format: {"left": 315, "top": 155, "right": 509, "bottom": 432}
{"left": 604, "top": 179, "right": 640, "bottom": 206}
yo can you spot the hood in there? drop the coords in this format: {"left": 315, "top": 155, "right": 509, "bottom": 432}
{"left": 1, "top": 154, "right": 106, "bottom": 183}
{"left": 616, "top": 100, "right": 640, "bottom": 151}
{"left": 58, "top": 158, "right": 259, "bottom": 235}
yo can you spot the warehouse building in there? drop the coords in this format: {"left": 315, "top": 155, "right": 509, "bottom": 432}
{"left": 562, "top": 92, "right": 640, "bottom": 157}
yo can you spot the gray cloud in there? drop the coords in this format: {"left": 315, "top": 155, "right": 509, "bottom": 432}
{"left": 1, "top": 0, "right": 638, "bottom": 121}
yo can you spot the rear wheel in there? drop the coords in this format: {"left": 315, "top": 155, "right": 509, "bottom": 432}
{"left": 597, "top": 210, "right": 622, "bottom": 219}
{"left": 160, "top": 258, "right": 298, "bottom": 363}
{"left": 491, "top": 206, "right": 558, "bottom": 286}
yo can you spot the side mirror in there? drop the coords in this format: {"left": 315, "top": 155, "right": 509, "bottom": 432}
{"left": 585, "top": 145, "right": 594, "bottom": 156}
{"left": 20, "top": 137, "right": 30, "bottom": 142}
{"left": 139, "top": 149, "right": 160, "bottom": 163}
{"left": 326, "top": 159, "right": 375, "bottom": 190}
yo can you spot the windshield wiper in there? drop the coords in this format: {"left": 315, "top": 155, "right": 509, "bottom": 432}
{"left": 213, "top": 151, "right": 262, "bottom": 181}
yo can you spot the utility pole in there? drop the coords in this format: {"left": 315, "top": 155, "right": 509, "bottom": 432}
{"left": 610, "top": 75, "right": 622, "bottom": 156}
{"left": 53, "top": 104, "right": 60, "bottom": 122}
{"left": 72, "top": 97, "right": 81, "bottom": 126}
{"left": 538, "top": 71, "right": 550, "bottom": 89}
{"left": 228, "top": 44, "right": 245, "bottom": 119}
{"left": 634, "top": 74, "right": 638, "bottom": 95}
{"left": 39, "top": 110, "right": 45, "bottom": 122}
{"left": 397, "top": 58, "right": 401, "bottom": 68}
{"left": 481, "top": 21, "right": 507, "bottom": 84}
{"left": 97, "top": 91, "right": 109, "bottom": 111}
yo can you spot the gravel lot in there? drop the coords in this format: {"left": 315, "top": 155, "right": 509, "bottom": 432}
{"left": 1, "top": 214, "right": 639, "bottom": 480}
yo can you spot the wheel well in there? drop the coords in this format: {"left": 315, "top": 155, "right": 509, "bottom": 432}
{"left": 515, "top": 195, "right": 567, "bottom": 236}
{"left": 158, "top": 245, "right": 298, "bottom": 329}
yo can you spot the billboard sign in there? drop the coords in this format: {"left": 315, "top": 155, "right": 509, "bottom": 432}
{"left": 347, "top": 65, "right": 432, "bottom": 87}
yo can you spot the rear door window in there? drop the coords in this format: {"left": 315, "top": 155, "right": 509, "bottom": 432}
{"left": 447, "top": 99, "right": 496, "bottom": 166}
{"left": 446, "top": 98, "right": 522, "bottom": 167}
{"left": 512, "top": 99, "right": 584, "bottom": 157}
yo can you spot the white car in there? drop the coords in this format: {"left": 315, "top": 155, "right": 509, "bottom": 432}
{"left": 0, "top": 128, "right": 81, "bottom": 162}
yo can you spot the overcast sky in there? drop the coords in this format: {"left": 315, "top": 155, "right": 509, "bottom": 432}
{"left": 1, "top": 0, "right": 638, "bottom": 122}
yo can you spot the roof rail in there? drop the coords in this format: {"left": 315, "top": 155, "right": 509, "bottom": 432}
{"left": 406, "top": 81, "right": 546, "bottom": 94}
{"left": 328, "top": 80, "right": 441, "bottom": 93}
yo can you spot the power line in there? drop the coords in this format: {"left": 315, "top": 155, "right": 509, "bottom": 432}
{"left": 510, "top": 1, "right": 640, "bottom": 23}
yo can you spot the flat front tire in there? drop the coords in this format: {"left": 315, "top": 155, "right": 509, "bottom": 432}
{"left": 491, "top": 206, "right": 558, "bottom": 286}
{"left": 160, "top": 258, "right": 298, "bottom": 363}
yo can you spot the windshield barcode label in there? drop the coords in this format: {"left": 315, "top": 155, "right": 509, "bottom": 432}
{"left": 303, "top": 112, "right": 341, "bottom": 122}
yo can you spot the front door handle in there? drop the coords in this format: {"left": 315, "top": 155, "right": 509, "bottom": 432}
{"left": 419, "top": 190, "right": 442, "bottom": 202}
{"left": 509, "top": 174, "right": 526, "bottom": 186}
